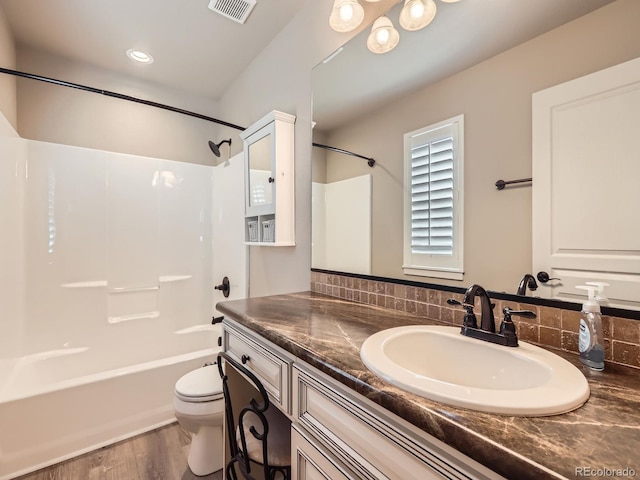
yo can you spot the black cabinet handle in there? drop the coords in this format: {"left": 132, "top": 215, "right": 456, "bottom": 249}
{"left": 241, "top": 354, "right": 250, "bottom": 364}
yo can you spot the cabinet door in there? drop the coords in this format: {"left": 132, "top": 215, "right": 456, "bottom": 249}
{"left": 292, "top": 425, "right": 358, "bottom": 480}
{"left": 532, "top": 57, "right": 640, "bottom": 309}
{"left": 245, "top": 122, "right": 275, "bottom": 217}
{"left": 223, "top": 321, "right": 292, "bottom": 413}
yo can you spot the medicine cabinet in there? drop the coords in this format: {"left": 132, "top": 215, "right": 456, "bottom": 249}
{"left": 240, "top": 110, "right": 295, "bottom": 246}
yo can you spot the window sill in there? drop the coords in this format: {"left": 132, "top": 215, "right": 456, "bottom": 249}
{"left": 402, "top": 266, "right": 464, "bottom": 281}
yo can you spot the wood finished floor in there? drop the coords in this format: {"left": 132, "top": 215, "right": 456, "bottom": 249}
{"left": 14, "top": 423, "right": 223, "bottom": 480}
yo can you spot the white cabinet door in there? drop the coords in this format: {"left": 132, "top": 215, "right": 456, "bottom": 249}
{"left": 532, "top": 57, "right": 640, "bottom": 309}
{"left": 292, "top": 426, "right": 357, "bottom": 480}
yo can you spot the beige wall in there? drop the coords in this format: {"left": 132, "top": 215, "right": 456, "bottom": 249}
{"left": 321, "top": 0, "right": 640, "bottom": 294}
{"left": 0, "top": 5, "right": 17, "bottom": 128}
{"left": 14, "top": 47, "right": 221, "bottom": 165}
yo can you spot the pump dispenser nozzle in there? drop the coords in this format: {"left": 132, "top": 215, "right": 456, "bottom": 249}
{"left": 585, "top": 281, "right": 609, "bottom": 304}
{"left": 576, "top": 285, "right": 601, "bottom": 313}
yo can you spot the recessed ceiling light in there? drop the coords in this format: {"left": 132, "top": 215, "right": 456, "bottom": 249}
{"left": 126, "top": 49, "right": 154, "bottom": 64}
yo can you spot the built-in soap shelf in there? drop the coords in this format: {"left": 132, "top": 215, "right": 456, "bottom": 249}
{"left": 107, "top": 284, "right": 159, "bottom": 324}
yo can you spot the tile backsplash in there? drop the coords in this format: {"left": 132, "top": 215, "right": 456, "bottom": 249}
{"left": 311, "top": 272, "right": 640, "bottom": 370}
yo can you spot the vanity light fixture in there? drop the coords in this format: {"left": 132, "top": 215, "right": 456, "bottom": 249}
{"left": 399, "top": 0, "right": 437, "bottom": 31}
{"left": 126, "top": 49, "right": 154, "bottom": 64}
{"left": 367, "top": 16, "right": 400, "bottom": 54}
{"left": 338, "top": 0, "right": 461, "bottom": 54}
{"left": 329, "top": 0, "right": 365, "bottom": 32}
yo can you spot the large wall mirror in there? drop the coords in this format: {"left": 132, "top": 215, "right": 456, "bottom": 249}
{"left": 311, "top": 0, "right": 640, "bottom": 313}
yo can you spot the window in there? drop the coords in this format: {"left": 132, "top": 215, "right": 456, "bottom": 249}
{"left": 403, "top": 115, "right": 464, "bottom": 280}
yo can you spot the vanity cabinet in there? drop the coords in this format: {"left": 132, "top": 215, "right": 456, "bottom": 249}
{"left": 223, "top": 320, "right": 293, "bottom": 414}
{"left": 240, "top": 110, "right": 295, "bottom": 246}
{"left": 292, "top": 363, "right": 497, "bottom": 480}
{"left": 222, "top": 319, "right": 501, "bottom": 480}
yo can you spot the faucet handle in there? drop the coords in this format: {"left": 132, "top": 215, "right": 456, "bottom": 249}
{"left": 447, "top": 298, "right": 478, "bottom": 329}
{"left": 500, "top": 307, "right": 536, "bottom": 338}
{"left": 446, "top": 298, "right": 474, "bottom": 310}
{"left": 503, "top": 307, "right": 536, "bottom": 320}
{"left": 498, "top": 307, "right": 531, "bottom": 342}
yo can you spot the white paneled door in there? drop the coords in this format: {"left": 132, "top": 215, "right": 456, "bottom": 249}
{"left": 532, "top": 57, "right": 640, "bottom": 310}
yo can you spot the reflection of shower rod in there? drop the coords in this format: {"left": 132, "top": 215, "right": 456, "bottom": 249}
{"left": 312, "top": 142, "right": 375, "bottom": 167}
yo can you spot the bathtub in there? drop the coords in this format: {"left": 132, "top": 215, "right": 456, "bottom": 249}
{"left": 0, "top": 325, "right": 220, "bottom": 480}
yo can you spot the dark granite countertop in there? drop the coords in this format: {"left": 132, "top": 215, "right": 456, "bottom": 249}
{"left": 217, "top": 291, "right": 640, "bottom": 480}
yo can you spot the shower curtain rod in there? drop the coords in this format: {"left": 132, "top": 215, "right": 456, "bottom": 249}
{"left": 0, "top": 67, "right": 247, "bottom": 131}
{"left": 1, "top": 67, "right": 376, "bottom": 164}
{"left": 312, "top": 142, "right": 375, "bottom": 167}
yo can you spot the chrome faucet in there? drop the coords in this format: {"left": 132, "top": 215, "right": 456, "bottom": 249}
{"left": 516, "top": 274, "right": 538, "bottom": 296}
{"left": 462, "top": 284, "right": 496, "bottom": 333}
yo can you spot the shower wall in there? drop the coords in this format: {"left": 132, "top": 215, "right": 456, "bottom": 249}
{"left": 0, "top": 121, "right": 24, "bottom": 361}
{"left": 0, "top": 119, "right": 214, "bottom": 362}
{"left": 312, "top": 175, "right": 372, "bottom": 275}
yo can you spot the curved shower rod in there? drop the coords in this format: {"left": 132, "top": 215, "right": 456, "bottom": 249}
{"left": 312, "top": 142, "right": 375, "bottom": 167}
{"left": 0, "top": 67, "right": 247, "bottom": 131}
{"left": 1, "top": 68, "right": 374, "bottom": 165}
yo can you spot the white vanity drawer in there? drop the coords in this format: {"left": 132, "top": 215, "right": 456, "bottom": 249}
{"left": 223, "top": 322, "right": 292, "bottom": 413}
{"left": 292, "top": 424, "right": 358, "bottom": 480}
{"left": 293, "top": 364, "right": 494, "bottom": 480}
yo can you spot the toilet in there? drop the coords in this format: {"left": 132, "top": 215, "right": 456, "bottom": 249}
{"left": 174, "top": 364, "right": 224, "bottom": 476}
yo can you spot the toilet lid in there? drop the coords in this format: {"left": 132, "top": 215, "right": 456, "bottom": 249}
{"left": 175, "top": 365, "right": 223, "bottom": 401}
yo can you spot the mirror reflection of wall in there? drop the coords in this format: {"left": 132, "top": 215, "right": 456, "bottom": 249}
{"left": 311, "top": 0, "right": 640, "bottom": 309}
{"left": 312, "top": 175, "right": 372, "bottom": 274}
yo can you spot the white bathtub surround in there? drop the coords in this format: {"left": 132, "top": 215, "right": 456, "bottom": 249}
{"left": 0, "top": 327, "right": 220, "bottom": 404}
{"left": 0, "top": 115, "right": 245, "bottom": 479}
{"left": 0, "top": 346, "right": 216, "bottom": 480}
{"left": 7, "top": 139, "right": 215, "bottom": 355}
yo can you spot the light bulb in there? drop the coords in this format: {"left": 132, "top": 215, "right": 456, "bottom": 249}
{"left": 410, "top": 2, "right": 425, "bottom": 19}
{"left": 339, "top": 3, "right": 354, "bottom": 21}
{"left": 376, "top": 28, "right": 390, "bottom": 44}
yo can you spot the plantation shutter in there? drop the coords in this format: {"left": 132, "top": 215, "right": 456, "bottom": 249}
{"left": 410, "top": 137, "right": 454, "bottom": 255}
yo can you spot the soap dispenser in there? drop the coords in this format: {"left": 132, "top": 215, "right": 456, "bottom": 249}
{"left": 585, "top": 281, "right": 610, "bottom": 306}
{"left": 575, "top": 284, "right": 606, "bottom": 371}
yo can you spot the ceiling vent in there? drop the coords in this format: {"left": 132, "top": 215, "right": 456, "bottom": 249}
{"left": 208, "top": 0, "right": 257, "bottom": 24}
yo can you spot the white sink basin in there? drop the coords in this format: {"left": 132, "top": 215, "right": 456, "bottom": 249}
{"left": 360, "top": 325, "right": 590, "bottom": 416}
